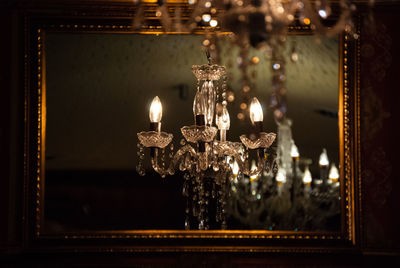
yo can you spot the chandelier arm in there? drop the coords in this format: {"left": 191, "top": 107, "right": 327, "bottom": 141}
{"left": 246, "top": 150, "right": 265, "bottom": 178}
{"left": 150, "top": 149, "right": 170, "bottom": 177}
{"left": 167, "top": 144, "right": 197, "bottom": 174}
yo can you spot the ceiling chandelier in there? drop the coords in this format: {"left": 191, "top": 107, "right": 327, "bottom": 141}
{"left": 136, "top": 56, "right": 276, "bottom": 230}
{"left": 132, "top": 0, "right": 362, "bottom": 122}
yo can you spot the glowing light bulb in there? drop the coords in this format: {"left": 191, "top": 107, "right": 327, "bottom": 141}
{"left": 329, "top": 163, "right": 339, "bottom": 182}
{"left": 318, "top": 9, "right": 328, "bottom": 19}
{"left": 202, "top": 14, "right": 211, "bottom": 23}
{"left": 249, "top": 97, "right": 263, "bottom": 124}
{"left": 149, "top": 96, "right": 162, "bottom": 123}
{"left": 232, "top": 160, "right": 239, "bottom": 176}
{"left": 290, "top": 140, "right": 299, "bottom": 158}
{"left": 209, "top": 19, "right": 218, "bottom": 27}
{"left": 250, "top": 160, "right": 258, "bottom": 182}
{"left": 319, "top": 148, "right": 329, "bottom": 167}
{"left": 303, "top": 166, "right": 312, "bottom": 184}
{"left": 276, "top": 168, "right": 286, "bottom": 183}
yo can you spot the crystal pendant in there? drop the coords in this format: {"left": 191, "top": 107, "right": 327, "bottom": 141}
{"left": 193, "top": 86, "right": 207, "bottom": 122}
{"left": 184, "top": 216, "right": 190, "bottom": 230}
{"left": 204, "top": 80, "right": 216, "bottom": 125}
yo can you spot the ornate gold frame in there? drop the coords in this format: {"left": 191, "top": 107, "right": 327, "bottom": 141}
{"left": 23, "top": 3, "right": 361, "bottom": 253}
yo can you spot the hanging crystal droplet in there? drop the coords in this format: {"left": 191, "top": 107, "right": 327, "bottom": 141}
{"left": 221, "top": 220, "right": 227, "bottom": 230}
{"left": 182, "top": 181, "right": 188, "bottom": 197}
{"left": 193, "top": 85, "right": 207, "bottom": 122}
{"left": 206, "top": 80, "right": 216, "bottom": 125}
{"left": 198, "top": 219, "right": 205, "bottom": 230}
{"left": 185, "top": 216, "right": 190, "bottom": 230}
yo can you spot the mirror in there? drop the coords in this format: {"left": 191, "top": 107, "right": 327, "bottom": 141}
{"left": 42, "top": 32, "right": 340, "bottom": 233}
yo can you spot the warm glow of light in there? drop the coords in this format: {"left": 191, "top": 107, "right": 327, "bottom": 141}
{"left": 290, "top": 140, "right": 299, "bottom": 158}
{"left": 318, "top": 9, "right": 328, "bottom": 19}
{"left": 249, "top": 97, "right": 263, "bottom": 124}
{"left": 250, "top": 160, "right": 258, "bottom": 182}
{"left": 319, "top": 148, "right": 329, "bottom": 166}
{"left": 209, "top": 19, "right": 218, "bottom": 27}
{"left": 251, "top": 57, "right": 259, "bottom": 64}
{"left": 276, "top": 168, "right": 286, "bottom": 183}
{"left": 329, "top": 163, "right": 339, "bottom": 182}
{"left": 216, "top": 105, "right": 230, "bottom": 130}
{"left": 202, "top": 14, "right": 211, "bottom": 22}
{"left": 303, "top": 18, "right": 311, "bottom": 25}
{"left": 232, "top": 160, "right": 239, "bottom": 176}
{"left": 149, "top": 96, "right": 162, "bottom": 123}
{"left": 303, "top": 166, "right": 312, "bottom": 184}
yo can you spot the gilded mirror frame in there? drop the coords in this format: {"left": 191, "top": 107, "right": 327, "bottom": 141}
{"left": 23, "top": 2, "right": 361, "bottom": 253}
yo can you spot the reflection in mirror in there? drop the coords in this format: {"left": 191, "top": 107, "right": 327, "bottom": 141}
{"left": 44, "top": 33, "right": 339, "bottom": 233}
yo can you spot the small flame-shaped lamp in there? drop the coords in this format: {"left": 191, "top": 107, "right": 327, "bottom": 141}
{"left": 290, "top": 140, "right": 300, "bottom": 160}
{"left": 319, "top": 148, "right": 329, "bottom": 186}
{"left": 329, "top": 163, "right": 339, "bottom": 183}
{"left": 149, "top": 96, "right": 162, "bottom": 132}
{"left": 303, "top": 165, "right": 312, "bottom": 196}
{"left": 249, "top": 97, "right": 264, "bottom": 135}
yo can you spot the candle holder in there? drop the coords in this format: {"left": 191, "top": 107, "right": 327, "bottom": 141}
{"left": 137, "top": 131, "right": 173, "bottom": 148}
{"left": 180, "top": 125, "right": 218, "bottom": 143}
{"left": 240, "top": 132, "right": 276, "bottom": 149}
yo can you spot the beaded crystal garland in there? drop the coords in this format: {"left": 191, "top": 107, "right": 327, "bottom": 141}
{"left": 137, "top": 59, "right": 276, "bottom": 230}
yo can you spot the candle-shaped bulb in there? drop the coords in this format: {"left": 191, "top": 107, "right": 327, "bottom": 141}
{"left": 250, "top": 160, "right": 258, "bottom": 182}
{"left": 303, "top": 166, "right": 312, "bottom": 184}
{"left": 249, "top": 97, "right": 263, "bottom": 125}
{"left": 276, "top": 168, "right": 286, "bottom": 183}
{"left": 149, "top": 96, "right": 162, "bottom": 123}
{"left": 290, "top": 140, "right": 300, "bottom": 158}
{"left": 319, "top": 148, "right": 329, "bottom": 167}
{"left": 329, "top": 163, "right": 339, "bottom": 182}
{"left": 232, "top": 159, "right": 239, "bottom": 176}
{"left": 216, "top": 104, "right": 230, "bottom": 130}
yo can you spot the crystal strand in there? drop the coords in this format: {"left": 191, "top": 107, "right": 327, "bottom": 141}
{"left": 198, "top": 174, "right": 205, "bottom": 230}
{"left": 216, "top": 183, "right": 222, "bottom": 223}
{"left": 221, "top": 177, "right": 227, "bottom": 230}
{"left": 185, "top": 188, "right": 190, "bottom": 230}
{"left": 161, "top": 147, "right": 166, "bottom": 178}
{"left": 136, "top": 142, "right": 146, "bottom": 176}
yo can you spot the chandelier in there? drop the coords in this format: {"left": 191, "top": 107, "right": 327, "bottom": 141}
{"left": 131, "top": 0, "right": 363, "bottom": 122}
{"left": 133, "top": 0, "right": 357, "bottom": 230}
{"left": 136, "top": 56, "right": 276, "bottom": 230}
{"left": 227, "top": 119, "right": 341, "bottom": 230}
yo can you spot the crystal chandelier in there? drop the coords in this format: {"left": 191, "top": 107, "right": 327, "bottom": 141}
{"left": 226, "top": 118, "right": 341, "bottom": 230}
{"left": 131, "top": 0, "right": 364, "bottom": 122}
{"left": 136, "top": 56, "right": 276, "bottom": 230}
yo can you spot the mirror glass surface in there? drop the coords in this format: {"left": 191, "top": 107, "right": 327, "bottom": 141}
{"left": 44, "top": 33, "right": 339, "bottom": 232}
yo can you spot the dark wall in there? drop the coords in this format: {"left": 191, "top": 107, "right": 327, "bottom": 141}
{"left": 1, "top": 0, "right": 400, "bottom": 266}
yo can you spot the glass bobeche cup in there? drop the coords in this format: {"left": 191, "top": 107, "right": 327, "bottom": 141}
{"left": 137, "top": 131, "right": 173, "bottom": 148}
{"left": 239, "top": 132, "right": 276, "bottom": 149}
